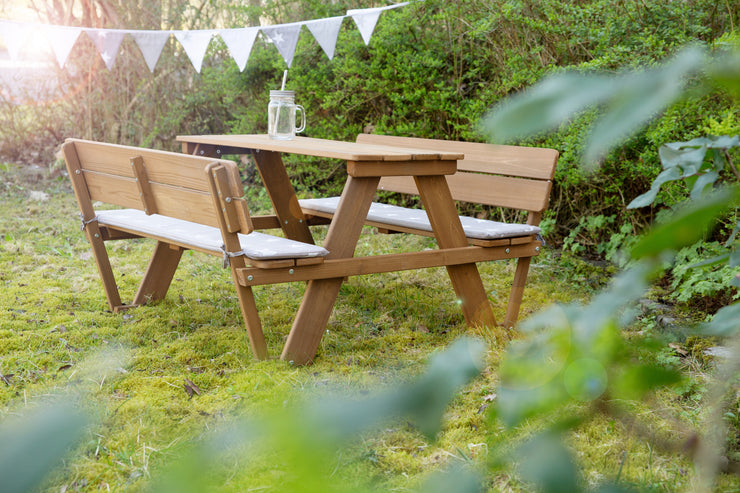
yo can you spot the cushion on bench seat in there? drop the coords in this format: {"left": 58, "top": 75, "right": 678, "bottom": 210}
{"left": 95, "top": 209, "right": 329, "bottom": 260}
{"left": 299, "top": 197, "right": 541, "bottom": 240}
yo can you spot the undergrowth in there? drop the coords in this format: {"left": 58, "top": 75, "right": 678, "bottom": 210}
{"left": 0, "top": 169, "right": 735, "bottom": 491}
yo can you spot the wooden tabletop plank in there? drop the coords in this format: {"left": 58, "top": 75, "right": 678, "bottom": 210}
{"left": 176, "top": 134, "right": 463, "bottom": 162}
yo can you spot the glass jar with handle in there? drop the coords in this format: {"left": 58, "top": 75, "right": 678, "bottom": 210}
{"left": 268, "top": 90, "right": 306, "bottom": 140}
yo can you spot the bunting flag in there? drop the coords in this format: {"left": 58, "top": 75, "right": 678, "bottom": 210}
{"left": 46, "top": 26, "right": 82, "bottom": 68}
{"left": 219, "top": 27, "right": 259, "bottom": 71}
{"left": 304, "top": 16, "right": 344, "bottom": 60}
{"left": 0, "top": 20, "right": 31, "bottom": 60}
{"left": 85, "top": 29, "right": 126, "bottom": 70}
{"left": 0, "top": 2, "right": 410, "bottom": 72}
{"left": 130, "top": 30, "right": 171, "bottom": 72}
{"left": 174, "top": 30, "right": 217, "bottom": 73}
{"left": 349, "top": 3, "right": 408, "bottom": 46}
{"left": 261, "top": 22, "right": 302, "bottom": 68}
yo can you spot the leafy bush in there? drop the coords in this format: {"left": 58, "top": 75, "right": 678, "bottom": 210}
{"left": 3, "top": 0, "right": 735, "bottom": 245}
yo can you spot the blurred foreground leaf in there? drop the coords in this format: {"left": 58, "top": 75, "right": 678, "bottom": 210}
{"left": 0, "top": 404, "right": 87, "bottom": 493}
{"left": 481, "top": 47, "right": 706, "bottom": 165}
{"left": 630, "top": 186, "right": 740, "bottom": 259}
{"left": 149, "top": 337, "right": 487, "bottom": 493}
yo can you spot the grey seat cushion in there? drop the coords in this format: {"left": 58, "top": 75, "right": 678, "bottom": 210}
{"left": 96, "top": 209, "right": 329, "bottom": 260}
{"left": 299, "top": 197, "right": 540, "bottom": 240}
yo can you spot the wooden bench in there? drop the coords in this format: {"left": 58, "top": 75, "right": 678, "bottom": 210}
{"left": 299, "top": 134, "right": 559, "bottom": 327}
{"left": 62, "top": 139, "right": 329, "bottom": 359}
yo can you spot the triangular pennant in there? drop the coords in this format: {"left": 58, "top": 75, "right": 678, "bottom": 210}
{"left": 261, "top": 23, "right": 302, "bottom": 68}
{"left": 85, "top": 29, "right": 125, "bottom": 70}
{"left": 348, "top": 3, "right": 409, "bottom": 46}
{"left": 304, "top": 16, "right": 344, "bottom": 60}
{"left": 0, "top": 20, "right": 31, "bottom": 60}
{"left": 348, "top": 8, "right": 382, "bottom": 45}
{"left": 173, "top": 30, "right": 216, "bottom": 73}
{"left": 218, "top": 27, "right": 259, "bottom": 72}
{"left": 130, "top": 30, "right": 170, "bottom": 72}
{"left": 44, "top": 25, "right": 81, "bottom": 68}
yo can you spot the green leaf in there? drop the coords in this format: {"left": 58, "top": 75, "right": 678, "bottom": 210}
{"left": 0, "top": 405, "right": 87, "bottom": 493}
{"left": 630, "top": 187, "right": 740, "bottom": 259}
{"left": 312, "top": 337, "right": 486, "bottom": 441}
{"left": 627, "top": 166, "right": 683, "bottom": 208}
{"left": 700, "top": 302, "right": 740, "bottom": 336}
{"left": 659, "top": 142, "right": 708, "bottom": 175}
{"left": 480, "top": 72, "right": 617, "bottom": 143}
{"left": 613, "top": 364, "right": 681, "bottom": 400}
{"left": 690, "top": 171, "right": 720, "bottom": 199}
{"left": 517, "top": 433, "right": 583, "bottom": 493}
{"left": 416, "top": 465, "right": 484, "bottom": 493}
{"left": 582, "top": 47, "right": 705, "bottom": 163}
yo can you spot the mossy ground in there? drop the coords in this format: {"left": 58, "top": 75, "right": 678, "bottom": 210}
{"left": 1, "top": 168, "right": 736, "bottom": 491}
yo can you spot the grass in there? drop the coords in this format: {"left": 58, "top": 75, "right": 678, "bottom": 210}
{"left": 1, "top": 167, "right": 737, "bottom": 492}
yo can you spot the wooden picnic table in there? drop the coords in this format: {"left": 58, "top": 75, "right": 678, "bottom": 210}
{"left": 176, "top": 134, "right": 496, "bottom": 364}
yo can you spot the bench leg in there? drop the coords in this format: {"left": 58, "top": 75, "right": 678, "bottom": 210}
{"left": 504, "top": 256, "right": 531, "bottom": 328}
{"left": 414, "top": 175, "right": 498, "bottom": 329}
{"left": 85, "top": 223, "right": 127, "bottom": 312}
{"left": 228, "top": 254, "right": 268, "bottom": 360}
{"left": 281, "top": 176, "right": 380, "bottom": 365}
{"left": 133, "top": 241, "right": 184, "bottom": 305}
{"left": 233, "top": 282, "right": 268, "bottom": 360}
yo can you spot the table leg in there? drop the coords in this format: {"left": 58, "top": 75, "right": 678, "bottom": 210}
{"left": 281, "top": 176, "right": 380, "bottom": 365}
{"left": 252, "top": 150, "right": 314, "bottom": 244}
{"left": 414, "top": 175, "right": 497, "bottom": 328}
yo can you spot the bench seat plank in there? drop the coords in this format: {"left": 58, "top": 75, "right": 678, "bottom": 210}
{"left": 299, "top": 197, "right": 541, "bottom": 241}
{"left": 96, "top": 208, "right": 329, "bottom": 261}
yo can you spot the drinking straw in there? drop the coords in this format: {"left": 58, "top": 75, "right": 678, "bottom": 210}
{"left": 273, "top": 70, "right": 288, "bottom": 136}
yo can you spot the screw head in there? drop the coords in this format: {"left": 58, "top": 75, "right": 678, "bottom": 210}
{"left": 505, "top": 248, "right": 510, "bottom": 254}
{"left": 247, "top": 275, "right": 254, "bottom": 281}
{"left": 289, "top": 269, "right": 295, "bottom": 275}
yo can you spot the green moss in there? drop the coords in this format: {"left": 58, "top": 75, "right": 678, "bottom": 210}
{"left": 0, "top": 175, "right": 737, "bottom": 492}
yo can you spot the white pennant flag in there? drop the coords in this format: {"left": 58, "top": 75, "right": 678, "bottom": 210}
{"left": 348, "top": 3, "right": 409, "bottom": 46}
{"left": 304, "top": 16, "right": 344, "bottom": 60}
{"left": 130, "top": 30, "right": 170, "bottom": 72}
{"left": 44, "top": 26, "right": 81, "bottom": 68}
{"left": 261, "top": 23, "right": 302, "bottom": 68}
{"left": 0, "top": 20, "right": 31, "bottom": 60}
{"left": 219, "top": 27, "right": 259, "bottom": 72}
{"left": 348, "top": 8, "right": 382, "bottom": 46}
{"left": 85, "top": 29, "right": 125, "bottom": 70}
{"left": 174, "top": 30, "right": 216, "bottom": 73}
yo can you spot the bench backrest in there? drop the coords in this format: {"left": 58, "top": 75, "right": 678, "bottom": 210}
{"left": 62, "top": 139, "right": 250, "bottom": 231}
{"left": 355, "top": 134, "right": 559, "bottom": 216}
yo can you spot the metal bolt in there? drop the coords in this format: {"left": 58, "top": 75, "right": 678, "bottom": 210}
{"left": 505, "top": 248, "right": 510, "bottom": 254}
{"left": 535, "top": 246, "right": 540, "bottom": 252}
{"left": 94, "top": 233, "right": 99, "bottom": 238}
{"left": 75, "top": 169, "right": 81, "bottom": 174}
{"left": 284, "top": 220, "right": 289, "bottom": 225}
{"left": 299, "top": 219, "right": 303, "bottom": 223}
{"left": 225, "top": 197, "right": 232, "bottom": 203}
{"left": 289, "top": 269, "right": 295, "bottom": 275}
{"left": 247, "top": 275, "right": 254, "bottom": 281}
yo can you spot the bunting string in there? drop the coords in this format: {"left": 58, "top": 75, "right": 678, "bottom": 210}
{"left": 0, "top": 3, "right": 409, "bottom": 73}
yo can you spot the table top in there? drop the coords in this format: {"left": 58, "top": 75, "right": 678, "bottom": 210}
{"left": 176, "top": 134, "right": 463, "bottom": 162}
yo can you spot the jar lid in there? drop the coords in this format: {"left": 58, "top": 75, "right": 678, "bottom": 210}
{"left": 270, "top": 90, "right": 295, "bottom": 97}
